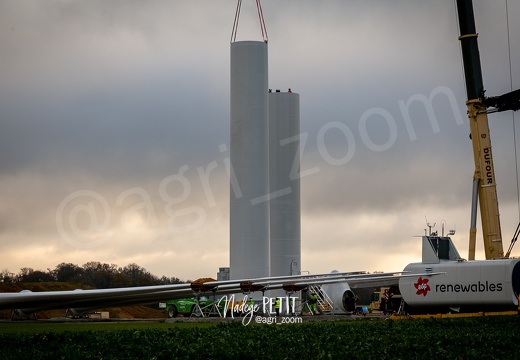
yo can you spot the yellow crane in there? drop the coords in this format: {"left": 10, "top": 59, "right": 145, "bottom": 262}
{"left": 457, "top": 0, "right": 520, "bottom": 259}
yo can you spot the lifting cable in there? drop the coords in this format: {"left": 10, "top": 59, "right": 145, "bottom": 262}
{"left": 505, "top": 0, "right": 520, "bottom": 221}
{"left": 256, "top": 0, "right": 268, "bottom": 42}
{"left": 231, "top": 0, "right": 242, "bottom": 43}
{"left": 504, "top": 0, "right": 519, "bottom": 257}
{"left": 230, "top": 0, "right": 268, "bottom": 43}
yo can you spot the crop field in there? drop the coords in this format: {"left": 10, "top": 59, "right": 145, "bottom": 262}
{"left": 0, "top": 320, "right": 216, "bottom": 334}
{"left": 0, "top": 315, "right": 519, "bottom": 359}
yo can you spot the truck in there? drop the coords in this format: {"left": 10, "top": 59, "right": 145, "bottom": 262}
{"left": 369, "top": 286, "right": 402, "bottom": 315}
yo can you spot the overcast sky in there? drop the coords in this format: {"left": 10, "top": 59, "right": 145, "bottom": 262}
{"left": 1, "top": 0, "right": 519, "bottom": 281}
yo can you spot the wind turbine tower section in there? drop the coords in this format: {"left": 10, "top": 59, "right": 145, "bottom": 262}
{"left": 269, "top": 91, "right": 301, "bottom": 277}
{"left": 229, "top": 41, "right": 270, "bottom": 279}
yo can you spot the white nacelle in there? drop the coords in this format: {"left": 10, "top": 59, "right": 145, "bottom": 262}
{"left": 399, "top": 236, "right": 520, "bottom": 311}
{"left": 400, "top": 259, "right": 520, "bottom": 308}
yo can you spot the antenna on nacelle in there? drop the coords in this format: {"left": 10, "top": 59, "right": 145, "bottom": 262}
{"left": 448, "top": 224, "right": 456, "bottom": 236}
{"left": 425, "top": 217, "right": 436, "bottom": 236}
{"left": 442, "top": 219, "right": 456, "bottom": 236}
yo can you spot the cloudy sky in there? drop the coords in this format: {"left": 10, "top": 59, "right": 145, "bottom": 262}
{"left": 1, "top": 0, "right": 519, "bottom": 281}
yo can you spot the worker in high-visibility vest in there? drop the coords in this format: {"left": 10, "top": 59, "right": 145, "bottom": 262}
{"left": 275, "top": 298, "right": 280, "bottom": 316}
{"left": 309, "top": 292, "right": 317, "bottom": 314}
{"left": 248, "top": 297, "right": 255, "bottom": 315}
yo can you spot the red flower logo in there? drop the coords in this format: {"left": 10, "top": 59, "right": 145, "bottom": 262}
{"left": 414, "top": 277, "right": 430, "bottom": 296}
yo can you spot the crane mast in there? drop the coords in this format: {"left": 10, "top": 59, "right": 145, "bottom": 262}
{"left": 456, "top": 0, "right": 504, "bottom": 260}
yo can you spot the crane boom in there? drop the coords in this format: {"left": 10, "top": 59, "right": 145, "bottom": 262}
{"left": 456, "top": 0, "right": 504, "bottom": 260}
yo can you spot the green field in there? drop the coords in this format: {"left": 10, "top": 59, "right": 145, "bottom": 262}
{"left": 0, "top": 316, "right": 519, "bottom": 359}
{"left": 0, "top": 320, "right": 215, "bottom": 334}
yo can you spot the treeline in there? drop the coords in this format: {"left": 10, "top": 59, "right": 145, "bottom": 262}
{"left": 0, "top": 262, "right": 185, "bottom": 289}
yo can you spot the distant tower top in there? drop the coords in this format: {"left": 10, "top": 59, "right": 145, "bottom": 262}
{"left": 231, "top": 0, "right": 268, "bottom": 43}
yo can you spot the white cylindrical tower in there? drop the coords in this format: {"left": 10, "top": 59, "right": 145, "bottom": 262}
{"left": 229, "top": 41, "right": 270, "bottom": 279}
{"left": 269, "top": 91, "right": 301, "bottom": 277}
